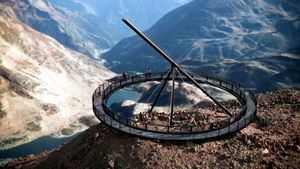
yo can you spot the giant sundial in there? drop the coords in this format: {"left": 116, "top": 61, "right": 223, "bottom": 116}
{"left": 92, "top": 19, "right": 257, "bottom": 141}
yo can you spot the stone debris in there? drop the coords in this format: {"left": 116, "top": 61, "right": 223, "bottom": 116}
{"left": 3, "top": 89, "right": 300, "bottom": 169}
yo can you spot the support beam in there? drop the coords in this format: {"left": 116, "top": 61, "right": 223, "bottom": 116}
{"left": 169, "top": 66, "right": 175, "bottom": 126}
{"left": 148, "top": 69, "right": 173, "bottom": 114}
{"left": 122, "top": 19, "right": 232, "bottom": 116}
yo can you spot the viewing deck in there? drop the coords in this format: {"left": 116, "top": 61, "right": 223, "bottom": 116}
{"left": 92, "top": 72, "right": 257, "bottom": 141}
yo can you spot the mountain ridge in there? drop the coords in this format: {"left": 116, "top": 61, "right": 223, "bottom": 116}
{"left": 103, "top": 0, "right": 300, "bottom": 70}
{"left": 1, "top": 0, "right": 190, "bottom": 59}
{"left": 102, "top": 0, "right": 300, "bottom": 92}
{"left": 0, "top": 8, "right": 114, "bottom": 149}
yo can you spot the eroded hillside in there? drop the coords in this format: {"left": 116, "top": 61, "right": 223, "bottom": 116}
{"left": 0, "top": 8, "right": 114, "bottom": 149}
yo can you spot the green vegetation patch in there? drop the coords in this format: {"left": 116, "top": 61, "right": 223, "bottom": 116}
{"left": 0, "top": 135, "right": 28, "bottom": 146}
{"left": 0, "top": 102, "right": 6, "bottom": 118}
{"left": 61, "top": 128, "right": 74, "bottom": 136}
{"left": 26, "top": 122, "right": 41, "bottom": 131}
{"left": 79, "top": 116, "right": 98, "bottom": 127}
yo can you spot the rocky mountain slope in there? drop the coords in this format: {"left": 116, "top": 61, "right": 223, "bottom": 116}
{"left": 102, "top": 0, "right": 300, "bottom": 71}
{"left": 181, "top": 52, "right": 300, "bottom": 92}
{"left": 1, "top": 0, "right": 190, "bottom": 58}
{"left": 0, "top": 6, "right": 114, "bottom": 149}
{"left": 2, "top": 89, "right": 299, "bottom": 168}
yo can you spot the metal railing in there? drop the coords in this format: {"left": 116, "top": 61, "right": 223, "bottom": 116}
{"left": 92, "top": 72, "right": 257, "bottom": 139}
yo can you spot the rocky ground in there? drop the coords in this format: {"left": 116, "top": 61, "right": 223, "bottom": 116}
{"left": 133, "top": 99, "right": 241, "bottom": 132}
{"left": 1, "top": 89, "right": 300, "bottom": 169}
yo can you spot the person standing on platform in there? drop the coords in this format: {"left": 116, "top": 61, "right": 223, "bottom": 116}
{"left": 146, "top": 67, "right": 152, "bottom": 78}
{"left": 122, "top": 72, "right": 127, "bottom": 79}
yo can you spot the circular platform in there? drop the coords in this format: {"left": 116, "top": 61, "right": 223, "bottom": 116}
{"left": 92, "top": 72, "right": 257, "bottom": 141}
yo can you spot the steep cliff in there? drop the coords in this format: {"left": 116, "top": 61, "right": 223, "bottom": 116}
{"left": 0, "top": 6, "right": 114, "bottom": 149}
